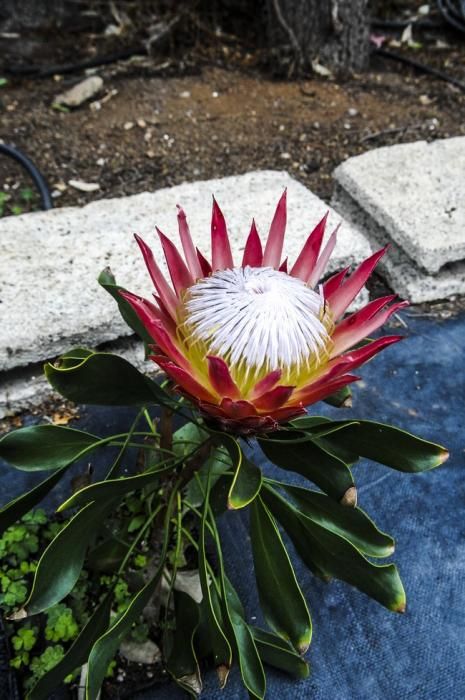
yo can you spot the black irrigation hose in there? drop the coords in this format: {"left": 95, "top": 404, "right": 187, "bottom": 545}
{"left": 437, "top": 0, "right": 465, "bottom": 32}
{"left": 5, "top": 45, "right": 146, "bottom": 79}
{"left": 374, "top": 46, "right": 465, "bottom": 93}
{"left": 0, "top": 144, "right": 53, "bottom": 211}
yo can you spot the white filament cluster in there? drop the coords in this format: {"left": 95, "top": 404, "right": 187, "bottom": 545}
{"left": 183, "top": 266, "right": 330, "bottom": 372}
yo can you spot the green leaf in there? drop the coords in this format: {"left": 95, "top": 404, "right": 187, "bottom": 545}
{"left": 0, "top": 466, "right": 68, "bottom": 535}
{"left": 185, "top": 445, "right": 232, "bottom": 509}
{"left": 87, "top": 568, "right": 165, "bottom": 699}
{"left": 57, "top": 463, "right": 173, "bottom": 512}
{"left": 321, "top": 420, "right": 449, "bottom": 472}
{"left": 173, "top": 422, "right": 209, "bottom": 459}
{"left": 279, "top": 483, "right": 394, "bottom": 558}
{"left": 225, "top": 439, "right": 262, "bottom": 510}
{"left": 223, "top": 577, "right": 266, "bottom": 699}
{"left": 26, "top": 594, "right": 113, "bottom": 700}
{"left": 250, "top": 496, "right": 312, "bottom": 653}
{"left": 323, "top": 385, "right": 352, "bottom": 408}
{"left": 45, "top": 349, "right": 173, "bottom": 407}
{"left": 205, "top": 503, "right": 265, "bottom": 699}
{"left": 98, "top": 268, "right": 154, "bottom": 350}
{"left": 288, "top": 416, "right": 359, "bottom": 439}
{"left": 0, "top": 425, "right": 100, "bottom": 472}
{"left": 251, "top": 627, "right": 310, "bottom": 679}
{"left": 166, "top": 591, "right": 201, "bottom": 696}
{"left": 198, "top": 475, "right": 232, "bottom": 670}
{"left": 263, "top": 486, "right": 406, "bottom": 612}
{"left": 22, "top": 500, "right": 115, "bottom": 615}
{"left": 258, "top": 434, "right": 354, "bottom": 502}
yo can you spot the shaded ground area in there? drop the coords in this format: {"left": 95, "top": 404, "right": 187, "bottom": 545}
{"left": 1, "top": 18, "right": 465, "bottom": 207}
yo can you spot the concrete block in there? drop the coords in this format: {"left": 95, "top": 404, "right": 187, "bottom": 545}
{"left": 333, "top": 137, "right": 465, "bottom": 274}
{"left": 0, "top": 170, "right": 370, "bottom": 373}
{"left": 332, "top": 185, "right": 465, "bottom": 303}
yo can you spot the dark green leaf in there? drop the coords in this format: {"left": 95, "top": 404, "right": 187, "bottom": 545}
{"left": 223, "top": 577, "right": 266, "bottom": 700}
{"left": 321, "top": 420, "right": 449, "bottom": 472}
{"left": 23, "top": 500, "right": 115, "bottom": 615}
{"left": 45, "top": 350, "right": 172, "bottom": 407}
{"left": 185, "top": 445, "right": 232, "bottom": 508}
{"left": 98, "top": 267, "right": 154, "bottom": 349}
{"left": 173, "top": 422, "right": 209, "bottom": 460}
{"left": 198, "top": 474, "right": 232, "bottom": 670}
{"left": 323, "top": 385, "right": 352, "bottom": 408}
{"left": 279, "top": 483, "right": 394, "bottom": 558}
{"left": 87, "top": 567, "right": 165, "bottom": 699}
{"left": 264, "top": 486, "right": 406, "bottom": 613}
{"left": 250, "top": 496, "right": 311, "bottom": 654}
{"left": 166, "top": 591, "right": 201, "bottom": 696}
{"left": 226, "top": 439, "right": 262, "bottom": 510}
{"left": 251, "top": 627, "right": 310, "bottom": 679}
{"left": 206, "top": 504, "right": 265, "bottom": 700}
{"left": 0, "top": 466, "right": 67, "bottom": 535}
{"left": 57, "top": 463, "right": 173, "bottom": 512}
{"left": 0, "top": 425, "right": 100, "bottom": 472}
{"left": 26, "top": 594, "right": 113, "bottom": 700}
{"left": 258, "top": 434, "right": 354, "bottom": 502}
{"left": 288, "top": 417, "right": 359, "bottom": 439}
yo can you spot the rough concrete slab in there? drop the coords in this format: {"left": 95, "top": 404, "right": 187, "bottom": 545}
{"left": 332, "top": 185, "right": 465, "bottom": 303}
{"left": 333, "top": 137, "right": 465, "bottom": 274}
{"left": 0, "top": 170, "right": 370, "bottom": 373}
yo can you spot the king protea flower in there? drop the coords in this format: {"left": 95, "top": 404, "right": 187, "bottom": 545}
{"left": 122, "top": 192, "right": 406, "bottom": 434}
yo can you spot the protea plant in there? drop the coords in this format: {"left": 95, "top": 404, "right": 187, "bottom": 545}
{"left": 121, "top": 191, "right": 406, "bottom": 435}
{"left": 0, "top": 192, "right": 447, "bottom": 700}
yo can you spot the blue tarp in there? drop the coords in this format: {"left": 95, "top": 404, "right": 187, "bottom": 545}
{"left": 2, "top": 313, "right": 464, "bottom": 699}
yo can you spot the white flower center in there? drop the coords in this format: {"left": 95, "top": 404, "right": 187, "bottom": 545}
{"left": 182, "top": 266, "right": 331, "bottom": 374}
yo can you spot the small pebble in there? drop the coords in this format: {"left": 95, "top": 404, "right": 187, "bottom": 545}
{"left": 123, "top": 121, "right": 134, "bottom": 130}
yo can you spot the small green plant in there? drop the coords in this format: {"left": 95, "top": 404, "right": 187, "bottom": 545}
{"left": 0, "top": 509, "right": 154, "bottom": 695}
{"left": 0, "top": 186, "right": 40, "bottom": 218}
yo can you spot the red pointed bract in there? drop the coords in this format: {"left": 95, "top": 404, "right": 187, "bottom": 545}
{"left": 290, "top": 212, "right": 328, "bottom": 281}
{"left": 251, "top": 369, "right": 282, "bottom": 398}
{"left": 134, "top": 234, "right": 178, "bottom": 320}
{"left": 154, "top": 357, "right": 217, "bottom": 404}
{"left": 308, "top": 226, "right": 339, "bottom": 287}
{"left": 263, "top": 189, "right": 287, "bottom": 268}
{"left": 211, "top": 197, "right": 234, "bottom": 271}
{"left": 242, "top": 219, "right": 263, "bottom": 267}
{"left": 207, "top": 356, "right": 241, "bottom": 399}
{"left": 177, "top": 206, "right": 203, "bottom": 279}
{"left": 156, "top": 228, "right": 194, "bottom": 296}
{"left": 327, "top": 246, "right": 389, "bottom": 320}
{"left": 253, "top": 385, "right": 295, "bottom": 411}
{"left": 119, "top": 291, "right": 188, "bottom": 370}
{"left": 196, "top": 248, "right": 212, "bottom": 277}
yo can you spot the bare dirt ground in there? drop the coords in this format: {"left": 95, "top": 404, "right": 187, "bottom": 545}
{"left": 1, "top": 22, "right": 465, "bottom": 205}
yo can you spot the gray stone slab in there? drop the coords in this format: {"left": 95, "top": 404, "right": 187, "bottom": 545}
{"left": 0, "top": 170, "right": 370, "bottom": 373}
{"left": 332, "top": 185, "right": 465, "bottom": 303}
{"left": 333, "top": 137, "right": 465, "bottom": 274}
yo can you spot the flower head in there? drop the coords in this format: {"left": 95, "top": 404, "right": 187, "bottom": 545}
{"left": 122, "top": 192, "right": 406, "bottom": 434}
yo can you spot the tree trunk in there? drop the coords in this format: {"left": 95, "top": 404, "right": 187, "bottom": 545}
{"left": 264, "top": 0, "right": 369, "bottom": 75}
